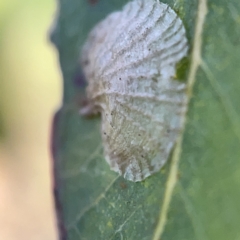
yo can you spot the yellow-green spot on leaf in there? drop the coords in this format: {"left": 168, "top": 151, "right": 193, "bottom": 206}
{"left": 107, "top": 221, "right": 113, "bottom": 228}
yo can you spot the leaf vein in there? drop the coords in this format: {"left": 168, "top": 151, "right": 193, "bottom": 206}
{"left": 111, "top": 207, "right": 140, "bottom": 240}
{"left": 152, "top": 1, "right": 208, "bottom": 239}
{"left": 67, "top": 176, "right": 120, "bottom": 230}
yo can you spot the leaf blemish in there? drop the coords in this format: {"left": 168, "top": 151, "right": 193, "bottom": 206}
{"left": 120, "top": 182, "right": 127, "bottom": 189}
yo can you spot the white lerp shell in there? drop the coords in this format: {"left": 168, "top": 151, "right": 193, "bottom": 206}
{"left": 81, "top": 0, "right": 188, "bottom": 182}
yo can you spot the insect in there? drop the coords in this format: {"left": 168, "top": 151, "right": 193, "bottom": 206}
{"left": 80, "top": 0, "right": 188, "bottom": 182}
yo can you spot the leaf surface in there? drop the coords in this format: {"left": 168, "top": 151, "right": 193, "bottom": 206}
{"left": 51, "top": 0, "right": 240, "bottom": 239}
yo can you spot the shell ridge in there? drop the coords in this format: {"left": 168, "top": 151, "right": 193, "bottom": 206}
{"left": 96, "top": 0, "right": 145, "bottom": 65}
{"left": 152, "top": 17, "right": 183, "bottom": 48}
{"left": 121, "top": 154, "right": 157, "bottom": 181}
{"left": 92, "top": 91, "right": 186, "bottom": 106}
{"left": 103, "top": 113, "right": 142, "bottom": 150}
{"left": 162, "top": 20, "right": 185, "bottom": 43}
{"left": 102, "top": 34, "right": 188, "bottom": 80}
{"left": 99, "top": 1, "right": 168, "bottom": 75}
{"left": 107, "top": 114, "right": 154, "bottom": 152}
{"left": 100, "top": 8, "right": 181, "bottom": 77}
{"left": 95, "top": 75, "right": 186, "bottom": 94}
{"left": 159, "top": 41, "right": 188, "bottom": 68}
{"left": 147, "top": 13, "right": 179, "bottom": 45}
{"left": 117, "top": 157, "right": 143, "bottom": 181}
{"left": 111, "top": 107, "right": 149, "bottom": 138}
{"left": 128, "top": 158, "right": 142, "bottom": 182}
{"left": 84, "top": 12, "right": 122, "bottom": 74}
{"left": 116, "top": 98, "right": 164, "bottom": 124}
{"left": 138, "top": 157, "right": 153, "bottom": 180}
{"left": 125, "top": 80, "right": 186, "bottom": 93}
{"left": 108, "top": 106, "right": 166, "bottom": 152}
{"left": 90, "top": 1, "right": 144, "bottom": 72}
{"left": 162, "top": 30, "right": 187, "bottom": 52}
{"left": 114, "top": 98, "right": 177, "bottom": 129}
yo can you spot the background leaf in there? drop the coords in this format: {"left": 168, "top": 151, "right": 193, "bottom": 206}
{"left": 51, "top": 0, "right": 240, "bottom": 239}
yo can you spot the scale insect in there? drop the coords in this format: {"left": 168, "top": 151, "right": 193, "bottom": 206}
{"left": 80, "top": 0, "right": 188, "bottom": 182}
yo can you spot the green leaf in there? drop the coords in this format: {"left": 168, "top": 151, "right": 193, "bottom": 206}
{"left": 51, "top": 0, "right": 240, "bottom": 239}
